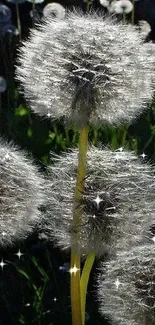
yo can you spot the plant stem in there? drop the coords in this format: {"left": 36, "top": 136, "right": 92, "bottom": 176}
{"left": 122, "top": 10, "right": 126, "bottom": 24}
{"left": 131, "top": 0, "right": 135, "bottom": 25}
{"left": 70, "top": 125, "right": 89, "bottom": 325}
{"left": 70, "top": 252, "right": 82, "bottom": 325}
{"left": 80, "top": 252, "right": 95, "bottom": 324}
{"left": 32, "top": 0, "right": 36, "bottom": 28}
{"left": 16, "top": 3, "right": 21, "bottom": 40}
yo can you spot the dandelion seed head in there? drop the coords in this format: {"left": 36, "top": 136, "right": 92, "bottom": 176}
{"left": 6, "top": 0, "right": 26, "bottom": 4}
{"left": 108, "top": 1, "right": 118, "bottom": 13}
{"left": 0, "top": 4, "right": 12, "bottom": 23}
{"left": 1, "top": 24, "right": 19, "bottom": 37}
{"left": 137, "top": 20, "right": 151, "bottom": 40}
{"left": 16, "top": 11, "right": 155, "bottom": 128}
{"left": 0, "top": 140, "right": 45, "bottom": 246}
{"left": 27, "top": 0, "right": 44, "bottom": 3}
{"left": 114, "top": 0, "right": 133, "bottom": 14}
{"left": 43, "top": 3, "right": 66, "bottom": 19}
{"left": 99, "top": 0, "right": 109, "bottom": 8}
{"left": 97, "top": 245, "right": 155, "bottom": 325}
{"left": 40, "top": 147, "right": 155, "bottom": 256}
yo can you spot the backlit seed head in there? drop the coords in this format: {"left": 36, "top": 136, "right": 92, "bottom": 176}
{"left": 97, "top": 245, "right": 155, "bottom": 325}
{"left": 43, "top": 3, "right": 66, "bottom": 19}
{"left": 39, "top": 147, "right": 155, "bottom": 256}
{"left": 16, "top": 11, "right": 155, "bottom": 129}
{"left": 0, "top": 4, "right": 12, "bottom": 23}
{"left": 114, "top": 0, "right": 133, "bottom": 14}
{"left": 0, "top": 140, "right": 45, "bottom": 246}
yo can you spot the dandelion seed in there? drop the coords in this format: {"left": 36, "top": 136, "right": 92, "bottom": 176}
{"left": 39, "top": 147, "right": 155, "bottom": 256}
{"left": 16, "top": 11, "right": 155, "bottom": 128}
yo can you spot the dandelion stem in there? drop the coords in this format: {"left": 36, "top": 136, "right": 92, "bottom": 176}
{"left": 131, "top": 0, "right": 135, "bottom": 25}
{"left": 71, "top": 125, "right": 89, "bottom": 325}
{"left": 15, "top": 3, "right": 21, "bottom": 40}
{"left": 70, "top": 252, "right": 82, "bottom": 325}
{"left": 122, "top": 10, "right": 126, "bottom": 24}
{"left": 32, "top": 0, "right": 36, "bottom": 29}
{"left": 80, "top": 252, "right": 95, "bottom": 325}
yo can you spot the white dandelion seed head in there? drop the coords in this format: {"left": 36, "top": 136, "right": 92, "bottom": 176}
{"left": 108, "top": 1, "right": 118, "bottom": 13}
{"left": 39, "top": 146, "right": 155, "bottom": 256}
{"left": 43, "top": 3, "right": 66, "bottom": 19}
{"left": 99, "top": 0, "right": 110, "bottom": 8}
{"left": 27, "top": 0, "right": 44, "bottom": 3}
{"left": 16, "top": 11, "right": 155, "bottom": 129}
{"left": 0, "top": 4, "right": 12, "bottom": 23}
{"left": 97, "top": 245, "right": 155, "bottom": 325}
{"left": 114, "top": 0, "right": 133, "bottom": 14}
{"left": 0, "top": 140, "right": 45, "bottom": 247}
{"left": 137, "top": 20, "right": 151, "bottom": 40}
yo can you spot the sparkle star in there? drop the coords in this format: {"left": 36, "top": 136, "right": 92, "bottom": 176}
{"left": 0, "top": 258, "right": 7, "bottom": 270}
{"left": 115, "top": 278, "right": 121, "bottom": 289}
{"left": 2, "top": 231, "right": 6, "bottom": 237}
{"left": 14, "top": 249, "right": 24, "bottom": 260}
{"left": 5, "top": 152, "right": 10, "bottom": 160}
{"left": 69, "top": 265, "right": 79, "bottom": 274}
{"left": 94, "top": 195, "right": 102, "bottom": 208}
{"left": 140, "top": 152, "right": 146, "bottom": 159}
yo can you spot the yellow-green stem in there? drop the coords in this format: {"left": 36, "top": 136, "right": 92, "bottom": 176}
{"left": 71, "top": 125, "right": 89, "bottom": 325}
{"left": 80, "top": 252, "right": 95, "bottom": 324}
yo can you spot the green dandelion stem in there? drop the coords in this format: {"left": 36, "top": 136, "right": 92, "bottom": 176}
{"left": 80, "top": 252, "right": 95, "bottom": 325}
{"left": 71, "top": 125, "right": 89, "bottom": 325}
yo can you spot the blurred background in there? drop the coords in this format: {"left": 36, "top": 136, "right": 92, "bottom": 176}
{"left": 0, "top": 0, "right": 155, "bottom": 324}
